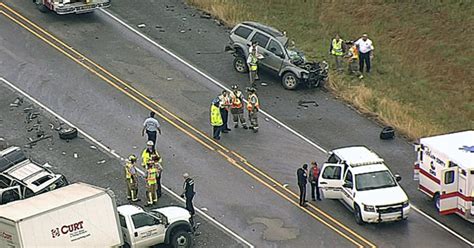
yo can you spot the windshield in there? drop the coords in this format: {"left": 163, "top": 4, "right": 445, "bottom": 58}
{"left": 355, "top": 170, "right": 397, "bottom": 191}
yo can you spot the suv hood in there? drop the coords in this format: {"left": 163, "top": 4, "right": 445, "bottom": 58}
{"left": 152, "top": 206, "right": 191, "bottom": 224}
{"left": 356, "top": 186, "right": 408, "bottom": 206}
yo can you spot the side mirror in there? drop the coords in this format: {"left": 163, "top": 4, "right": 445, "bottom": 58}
{"left": 395, "top": 174, "right": 402, "bottom": 182}
{"left": 343, "top": 182, "right": 353, "bottom": 188}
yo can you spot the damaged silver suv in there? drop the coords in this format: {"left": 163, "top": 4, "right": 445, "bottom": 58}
{"left": 225, "top": 22, "right": 328, "bottom": 90}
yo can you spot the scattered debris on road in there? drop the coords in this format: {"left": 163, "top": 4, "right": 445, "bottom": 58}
{"left": 137, "top": 23, "right": 146, "bottom": 28}
{"left": 97, "top": 160, "right": 106, "bottom": 164}
{"left": 297, "top": 100, "right": 318, "bottom": 108}
{"left": 200, "top": 13, "right": 212, "bottom": 19}
{"left": 261, "top": 82, "right": 268, "bottom": 86}
{"left": 90, "top": 145, "right": 97, "bottom": 150}
{"left": 9, "top": 97, "right": 23, "bottom": 107}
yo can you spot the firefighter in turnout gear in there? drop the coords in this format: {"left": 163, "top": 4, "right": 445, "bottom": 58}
{"left": 145, "top": 161, "right": 158, "bottom": 206}
{"left": 230, "top": 85, "right": 248, "bottom": 129}
{"left": 125, "top": 155, "right": 139, "bottom": 202}
{"left": 246, "top": 87, "right": 260, "bottom": 133}
{"left": 150, "top": 154, "right": 163, "bottom": 198}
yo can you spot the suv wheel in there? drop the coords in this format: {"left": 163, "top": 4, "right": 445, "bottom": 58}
{"left": 171, "top": 230, "right": 192, "bottom": 248}
{"left": 354, "top": 204, "right": 365, "bottom": 225}
{"left": 282, "top": 72, "right": 299, "bottom": 90}
{"left": 233, "top": 56, "right": 248, "bottom": 73}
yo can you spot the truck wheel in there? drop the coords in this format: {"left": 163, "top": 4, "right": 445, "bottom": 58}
{"left": 233, "top": 56, "right": 248, "bottom": 73}
{"left": 354, "top": 204, "right": 365, "bottom": 225}
{"left": 282, "top": 72, "right": 299, "bottom": 90}
{"left": 433, "top": 193, "right": 440, "bottom": 212}
{"left": 171, "top": 230, "right": 192, "bottom": 248}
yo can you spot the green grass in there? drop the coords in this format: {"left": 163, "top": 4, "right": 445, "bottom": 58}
{"left": 187, "top": 0, "right": 474, "bottom": 139}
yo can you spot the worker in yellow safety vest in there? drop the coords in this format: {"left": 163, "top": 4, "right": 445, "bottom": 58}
{"left": 150, "top": 154, "right": 163, "bottom": 198}
{"left": 145, "top": 161, "right": 158, "bottom": 206}
{"left": 246, "top": 87, "right": 260, "bottom": 133}
{"left": 247, "top": 48, "right": 259, "bottom": 87}
{"left": 125, "top": 154, "right": 139, "bottom": 202}
{"left": 345, "top": 40, "right": 363, "bottom": 79}
{"left": 141, "top": 140, "right": 162, "bottom": 169}
{"left": 230, "top": 85, "right": 248, "bottom": 129}
{"left": 329, "top": 33, "right": 345, "bottom": 72}
{"left": 210, "top": 100, "right": 223, "bottom": 140}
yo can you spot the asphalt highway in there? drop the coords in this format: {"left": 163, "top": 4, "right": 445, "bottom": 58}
{"left": 0, "top": 1, "right": 472, "bottom": 247}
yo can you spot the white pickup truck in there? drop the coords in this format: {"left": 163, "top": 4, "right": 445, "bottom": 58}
{"left": 118, "top": 205, "right": 194, "bottom": 248}
{"left": 0, "top": 182, "right": 194, "bottom": 248}
{"left": 318, "top": 146, "right": 410, "bottom": 224}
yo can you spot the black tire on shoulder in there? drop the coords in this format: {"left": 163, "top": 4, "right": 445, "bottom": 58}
{"left": 281, "top": 72, "right": 299, "bottom": 90}
{"left": 59, "top": 127, "right": 78, "bottom": 140}
{"left": 233, "top": 56, "right": 248, "bottom": 73}
{"left": 171, "top": 230, "right": 192, "bottom": 248}
{"left": 354, "top": 204, "right": 365, "bottom": 225}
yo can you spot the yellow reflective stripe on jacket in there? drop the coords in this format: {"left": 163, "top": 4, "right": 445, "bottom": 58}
{"left": 210, "top": 105, "right": 223, "bottom": 126}
{"left": 249, "top": 55, "right": 258, "bottom": 71}
{"left": 125, "top": 162, "right": 132, "bottom": 179}
{"left": 332, "top": 39, "right": 343, "bottom": 56}
{"left": 147, "top": 168, "right": 157, "bottom": 185}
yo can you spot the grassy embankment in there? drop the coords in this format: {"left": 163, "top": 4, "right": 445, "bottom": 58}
{"left": 187, "top": 0, "right": 473, "bottom": 140}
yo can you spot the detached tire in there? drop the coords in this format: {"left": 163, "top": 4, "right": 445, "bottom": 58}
{"left": 59, "top": 127, "right": 78, "bottom": 140}
{"left": 171, "top": 230, "right": 192, "bottom": 248}
{"left": 282, "top": 72, "right": 299, "bottom": 90}
{"left": 354, "top": 204, "right": 365, "bottom": 225}
{"left": 233, "top": 56, "right": 248, "bottom": 73}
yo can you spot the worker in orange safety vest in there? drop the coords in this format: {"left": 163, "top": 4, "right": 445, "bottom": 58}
{"left": 246, "top": 87, "right": 259, "bottom": 133}
{"left": 229, "top": 85, "right": 248, "bottom": 129}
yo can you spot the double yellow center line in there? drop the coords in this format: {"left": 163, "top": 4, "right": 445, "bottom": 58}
{"left": 0, "top": 3, "right": 375, "bottom": 247}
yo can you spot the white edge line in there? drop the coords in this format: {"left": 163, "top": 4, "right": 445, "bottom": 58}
{"left": 0, "top": 77, "right": 255, "bottom": 248}
{"left": 98, "top": 10, "right": 474, "bottom": 247}
{"left": 411, "top": 205, "right": 474, "bottom": 247}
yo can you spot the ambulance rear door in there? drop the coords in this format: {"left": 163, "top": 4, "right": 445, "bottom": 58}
{"left": 439, "top": 167, "right": 459, "bottom": 215}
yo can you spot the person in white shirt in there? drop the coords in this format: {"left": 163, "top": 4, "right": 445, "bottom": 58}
{"left": 355, "top": 34, "right": 374, "bottom": 74}
{"left": 142, "top": 112, "right": 161, "bottom": 147}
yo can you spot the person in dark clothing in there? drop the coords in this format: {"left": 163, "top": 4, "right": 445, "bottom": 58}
{"left": 181, "top": 173, "right": 196, "bottom": 227}
{"left": 297, "top": 164, "right": 308, "bottom": 206}
{"left": 309, "top": 161, "right": 321, "bottom": 201}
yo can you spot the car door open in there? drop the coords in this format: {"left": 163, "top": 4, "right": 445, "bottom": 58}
{"left": 319, "top": 163, "right": 344, "bottom": 199}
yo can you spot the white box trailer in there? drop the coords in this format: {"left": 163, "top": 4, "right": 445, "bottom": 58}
{"left": 414, "top": 130, "right": 474, "bottom": 222}
{"left": 0, "top": 182, "right": 123, "bottom": 247}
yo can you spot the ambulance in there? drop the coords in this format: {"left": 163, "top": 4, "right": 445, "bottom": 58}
{"left": 414, "top": 130, "right": 474, "bottom": 222}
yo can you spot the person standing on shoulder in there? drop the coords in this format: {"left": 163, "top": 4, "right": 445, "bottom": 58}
{"left": 181, "top": 173, "right": 196, "bottom": 228}
{"left": 297, "top": 164, "right": 308, "bottom": 207}
{"left": 210, "top": 100, "right": 223, "bottom": 140}
{"left": 329, "top": 33, "right": 345, "bottom": 72}
{"left": 124, "top": 154, "right": 139, "bottom": 202}
{"left": 345, "top": 40, "right": 363, "bottom": 79}
{"left": 230, "top": 85, "right": 248, "bottom": 129}
{"left": 151, "top": 154, "right": 163, "bottom": 198}
{"left": 247, "top": 48, "right": 259, "bottom": 87}
{"left": 355, "top": 34, "right": 374, "bottom": 74}
{"left": 246, "top": 87, "right": 259, "bottom": 133}
{"left": 142, "top": 112, "right": 161, "bottom": 148}
{"left": 309, "top": 161, "right": 321, "bottom": 201}
{"left": 218, "top": 91, "right": 232, "bottom": 133}
{"left": 145, "top": 161, "right": 158, "bottom": 206}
